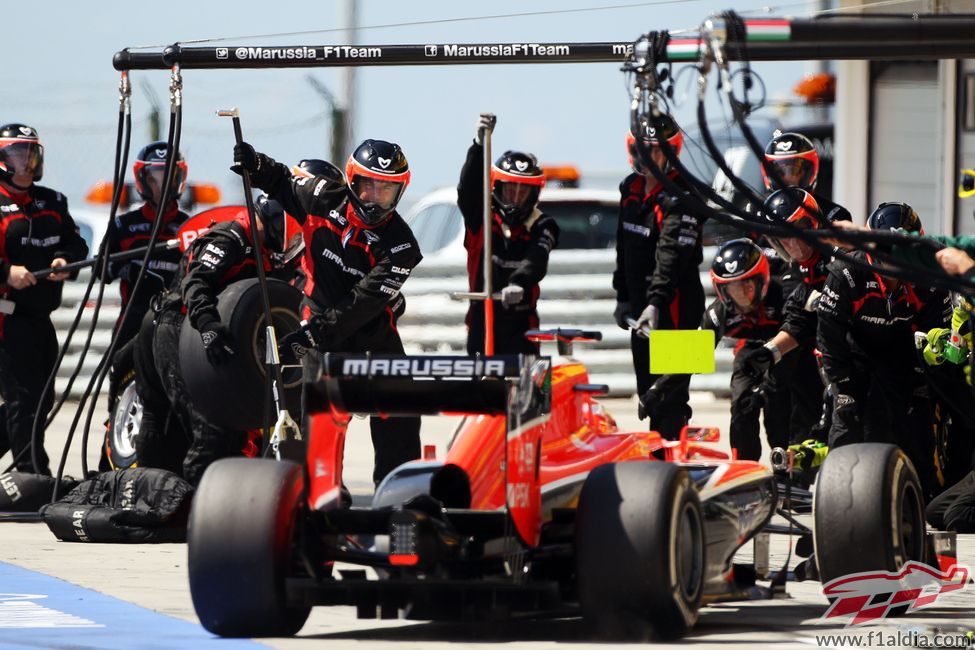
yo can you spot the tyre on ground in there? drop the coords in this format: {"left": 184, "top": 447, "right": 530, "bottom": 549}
{"left": 575, "top": 461, "right": 705, "bottom": 641}
{"left": 188, "top": 458, "right": 311, "bottom": 637}
{"left": 814, "top": 442, "right": 926, "bottom": 584}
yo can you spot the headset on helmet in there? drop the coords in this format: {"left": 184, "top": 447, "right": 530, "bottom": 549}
{"left": 763, "top": 187, "right": 822, "bottom": 263}
{"left": 345, "top": 139, "right": 410, "bottom": 228}
{"left": 867, "top": 201, "right": 924, "bottom": 235}
{"left": 626, "top": 113, "right": 683, "bottom": 174}
{"left": 710, "top": 238, "right": 770, "bottom": 311}
{"left": 490, "top": 150, "right": 545, "bottom": 226}
{"left": 133, "top": 141, "right": 188, "bottom": 204}
{"left": 0, "top": 123, "right": 44, "bottom": 190}
{"left": 762, "top": 132, "right": 819, "bottom": 192}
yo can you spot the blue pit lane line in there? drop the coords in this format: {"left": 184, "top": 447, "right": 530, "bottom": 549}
{"left": 0, "top": 562, "right": 266, "bottom": 649}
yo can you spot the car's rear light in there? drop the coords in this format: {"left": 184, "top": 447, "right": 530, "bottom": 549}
{"left": 389, "top": 511, "right": 420, "bottom": 566}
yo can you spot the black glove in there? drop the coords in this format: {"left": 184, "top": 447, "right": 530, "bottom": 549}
{"left": 198, "top": 318, "right": 236, "bottom": 366}
{"left": 613, "top": 301, "right": 631, "bottom": 330}
{"left": 737, "top": 384, "right": 765, "bottom": 415}
{"left": 231, "top": 142, "right": 263, "bottom": 177}
{"left": 278, "top": 319, "right": 326, "bottom": 361}
{"left": 637, "top": 387, "right": 663, "bottom": 421}
{"left": 740, "top": 345, "right": 775, "bottom": 378}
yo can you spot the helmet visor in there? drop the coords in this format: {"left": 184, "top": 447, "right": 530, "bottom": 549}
{"left": 141, "top": 165, "right": 187, "bottom": 202}
{"left": 780, "top": 236, "right": 815, "bottom": 263}
{"left": 494, "top": 181, "right": 540, "bottom": 210}
{"left": 768, "top": 158, "right": 815, "bottom": 190}
{"left": 721, "top": 278, "right": 760, "bottom": 310}
{"left": 351, "top": 176, "right": 404, "bottom": 211}
{"left": 0, "top": 142, "right": 43, "bottom": 177}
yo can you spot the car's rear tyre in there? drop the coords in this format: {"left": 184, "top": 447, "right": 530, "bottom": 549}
{"left": 188, "top": 458, "right": 311, "bottom": 637}
{"left": 814, "top": 443, "right": 926, "bottom": 584}
{"left": 575, "top": 462, "right": 704, "bottom": 641}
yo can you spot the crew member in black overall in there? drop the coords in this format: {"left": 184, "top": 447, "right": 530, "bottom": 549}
{"left": 103, "top": 142, "right": 190, "bottom": 348}
{"left": 646, "top": 239, "right": 789, "bottom": 460}
{"left": 761, "top": 132, "right": 851, "bottom": 230}
{"left": 613, "top": 113, "right": 705, "bottom": 439}
{"left": 136, "top": 198, "right": 299, "bottom": 484}
{"left": 739, "top": 188, "right": 836, "bottom": 443}
{"left": 234, "top": 141, "right": 423, "bottom": 485}
{"left": 751, "top": 132, "right": 853, "bottom": 442}
{"left": 100, "top": 143, "right": 191, "bottom": 457}
{"left": 457, "top": 114, "right": 560, "bottom": 355}
{"left": 817, "top": 203, "right": 950, "bottom": 497}
{"left": 0, "top": 123, "right": 88, "bottom": 474}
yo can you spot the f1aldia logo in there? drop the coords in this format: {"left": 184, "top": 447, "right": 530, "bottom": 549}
{"left": 820, "top": 561, "right": 969, "bottom": 627}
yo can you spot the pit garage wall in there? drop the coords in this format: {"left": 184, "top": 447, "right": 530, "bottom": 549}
{"left": 834, "top": 0, "right": 965, "bottom": 235}
{"left": 956, "top": 59, "right": 975, "bottom": 236}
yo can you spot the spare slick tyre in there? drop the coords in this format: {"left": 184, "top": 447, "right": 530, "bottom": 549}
{"left": 179, "top": 277, "right": 303, "bottom": 430}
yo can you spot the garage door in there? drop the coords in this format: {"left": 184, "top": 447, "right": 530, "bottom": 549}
{"left": 869, "top": 62, "right": 940, "bottom": 233}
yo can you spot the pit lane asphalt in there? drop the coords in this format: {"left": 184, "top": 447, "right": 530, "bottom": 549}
{"left": 2, "top": 394, "right": 973, "bottom": 649}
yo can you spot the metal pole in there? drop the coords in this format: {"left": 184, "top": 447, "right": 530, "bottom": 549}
{"left": 217, "top": 109, "right": 298, "bottom": 453}
{"left": 340, "top": 0, "right": 357, "bottom": 158}
{"left": 306, "top": 75, "right": 345, "bottom": 164}
{"left": 481, "top": 122, "right": 494, "bottom": 356}
{"left": 32, "top": 240, "right": 176, "bottom": 280}
{"left": 115, "top": 17, "right": 975, "bottom": 71}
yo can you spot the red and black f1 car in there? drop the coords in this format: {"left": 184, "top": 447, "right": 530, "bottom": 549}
{"left": 185, "top": 330, "right": 928, "bottom": 640}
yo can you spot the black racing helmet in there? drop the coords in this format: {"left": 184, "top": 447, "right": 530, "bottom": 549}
{"left": 255, "top": 193, "right": 304, "bottom": 266}
{"left": 867, "top": 201, "right": 924, "bottom": 235}
{"left": 133, "top": 141, "right": 188, "bottom": 204}
{"left": 490, "top": 150, "right": 545, "bottom": 226}
{"left": 762, "top": 131, "right": 819, "bottom": 192}
{"left": 292, "top": 158, "right": 345, "bottom": 184}
{"left": 0, "top": 123, "right": 44, "bottom": 188}
{"left": 763, "top": 187, "right": 822, "bottom": 230}
{"left": 345, "top": 139, "right": 410, "bottom": 228}
{"left": 255, "top": 194, "right": 285, "bottom": 251}
{"left": 626, "top": 113, "right": 683, "bottom": 174}
{"left": 763, "top": 187, "right": 822, "bottom": 263}
{"left": 710, "top": 238, "right": 771, "bottom": 310}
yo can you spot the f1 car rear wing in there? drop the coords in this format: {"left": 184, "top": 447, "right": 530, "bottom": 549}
{"left": 308, "top": 353, "right": 536, "bottom": 416}
{"left": 306, "top": 353, "right": 552, "bottom": 546}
